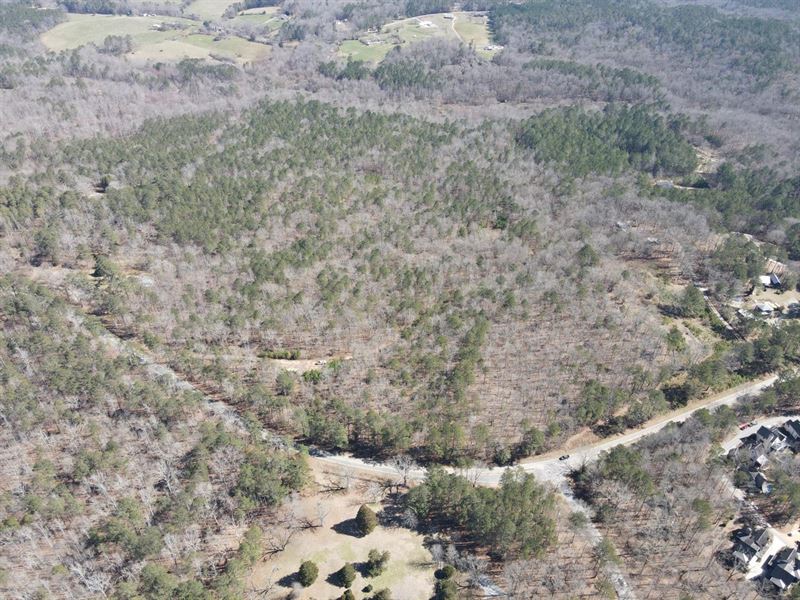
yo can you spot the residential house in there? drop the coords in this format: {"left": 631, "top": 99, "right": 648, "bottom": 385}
{"left": 779, "top": 420, "right": 800, "bottom": 451}
{"left": 755, "top": 426, "right": 787, "bottom": 452}
{"left": 756, "top": 302, "right": 777, "bottom": 315}
{"left": 732, "top": 527, "right": 772, "bottom": 569}
{"left": 766, "top": 546, "right": 800, "bottom": 590}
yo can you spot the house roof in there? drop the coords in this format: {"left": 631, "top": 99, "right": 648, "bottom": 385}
{"left": 734, "top": 528, "right": 771, "bottom": 555}
{"left": 782, "top": 420, "right": 800, "bottom": 440}
{"left": 757, "top": 426, "right": 775, "bottom": 440}
{"left": 767, "top": 547, "right": 800, "bottom": 588}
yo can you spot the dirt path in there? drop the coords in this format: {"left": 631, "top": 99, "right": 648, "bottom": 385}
{"left": 449, "top": 14, "right": 462, "bottom": 42}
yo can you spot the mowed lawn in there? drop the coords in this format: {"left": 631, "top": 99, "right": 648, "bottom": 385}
{"left": 182, "top": 33, "right": 270, "bottom": 62}
{"left": 185, "top": 0, "right": 238, "bottom": 20}
{"left": 40, "top": 14, "right": 195, "bottom": 52}
{"left": 40, "top": 14, "right": 270, "bottom": 64}
{"left": 339, "top": 11, "right": 499, "bottom": 63}
{"left": 339, "top": 39, "right": 394, "bottom": 63}
{"left": 247, "top": 465, "right": 436, "bottom": 600}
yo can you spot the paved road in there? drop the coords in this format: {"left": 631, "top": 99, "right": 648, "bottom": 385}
{"left": 23, "top": 267, "right": 779, "bottom": 600}
{"left": 314, "top": 374, "right": 778, "bottom": 487}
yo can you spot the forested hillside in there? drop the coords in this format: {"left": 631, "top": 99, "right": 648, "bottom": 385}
{"left": 2, "top": 98, "right": 720, "bottom": 466}
{"left": 1, "top": 0, "right": 800, "bottom": 597}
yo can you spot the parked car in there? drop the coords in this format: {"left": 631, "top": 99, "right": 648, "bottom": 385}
{"left": 559, "top": 454, "right": 570, "bottom": 461}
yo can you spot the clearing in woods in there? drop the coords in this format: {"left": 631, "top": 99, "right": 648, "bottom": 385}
{"left": 247, "top": 464, "right": 435, "bottom": 599}
{"left": 185, "top": 0, "right": 238, "bottom": 20}
{"left": 40, "top": 14, "right": 270, "bottom": 64}
{"left": 339, "top": 11, "right": 500, "bottom": 63}
{"left": 230, "top": 7, "right": 284, "bottom": 29}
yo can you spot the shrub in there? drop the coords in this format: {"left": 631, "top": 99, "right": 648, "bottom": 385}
{"left": 370, "top": 589, "right": 392, "bottom": 600}
{"left": 340, "top": 590, "right": 356, "bottom": 600}
{"left": 434, "top": 578, "right": 458, "bottom": 600}
{"left": 335, "top": 562, "right": 356, "bottom": 588}
{"left": 298, "top": 560, "right": 318, "bottom": 587}
{"left": 365, "top": 549, "right": 390, "bottom": 577}
{"left": 356, "top": 504, "right": 378, "bottom": 536}
{"left": 435, "top": 564, "right": 455, "bottom": 580}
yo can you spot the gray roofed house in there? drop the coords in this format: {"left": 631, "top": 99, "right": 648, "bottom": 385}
{"left": 756, "top": 426, "right": 787, "bottom": 452}
{"left": 780, "top": 419, "right": 800, "bottom": 450}
{"left": 766, "top": 546, "right": 800, "bottom": 590}
{"left": 732, "top": 527, "right": 772, "bottom": 568}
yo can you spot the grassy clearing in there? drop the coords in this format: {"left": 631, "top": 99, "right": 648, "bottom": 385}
{"left": 230, "top": 8, "right": 284, "bottom": 32}
{"left": 185, "top": 0, "right": 237, "bottom": 21}
{"left": 40, "top": 14, "right": 194, "bottom": 52}
{"left": 239, "top": 6, "right": 279, "bottom": 16}
{"left": 183, "top": 33, "right": 269, "bottom": 62}
{"left": 339, "top": 11, "right": 499, "bottom": 63}
{"left": 453, "top": 13, "right": 497, "bottom": 57}
{"left": 248, "top": 465, "right": 435, "bottom": 600}
{"left": 339, "top": 39, "right": 394, "bottom": 63}
{"left": 40, "top": 13, "right": 269, "bottom": 64}
{"left": 127, "top": 39, "right": 216, "bottom": 62}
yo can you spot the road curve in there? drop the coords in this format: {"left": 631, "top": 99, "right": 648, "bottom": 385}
{"left": 313, "top": 374, "right": 778, "bottom": 486}
{"left": 19, "top": 266, "right": 779, "bottom": 600}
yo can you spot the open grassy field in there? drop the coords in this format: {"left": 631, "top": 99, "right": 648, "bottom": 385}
{"left": 40, "top": 14, "right": 195, "bottom": 51}
{"left": 247, "top": 464, "right": 436, "bottom": 600}
{"left": 185, "top": 0, "right": 238, "bottom": 20}
{"left": 340, "top": 11, "right": 500, "bottom": 63}
{"left": 230, "top": 7, "right": 284, "bottom": 31}
{"left": 340, "top": 38, "right": 394, "bottom": 63}
{"left": 182, "top": 33, "right": 270, "bottom": 61}
{"left": 40, "top": 13, "right": 269, "bottom": 64}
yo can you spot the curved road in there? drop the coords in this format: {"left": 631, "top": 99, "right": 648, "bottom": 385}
{"left": 22, "top": 266, "right": 779, "bottom": 600}
{"left": 313, "top": 374, "right": 778, "bottom": 486}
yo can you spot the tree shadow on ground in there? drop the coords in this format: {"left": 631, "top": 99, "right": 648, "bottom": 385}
{"left": 277, "top": 572, "right": 297, "bottom": 589}
{"left": 332, "top": 517, "right": 362, "bottom": 538}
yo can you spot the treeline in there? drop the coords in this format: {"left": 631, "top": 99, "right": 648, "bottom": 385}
{"left": 572, "top": 407, "right": 755, "bottom": 598}
{"left": 516, "top": 105, "right": 697, "bottom": 177}
{"left": 489, "top": 0, "right": 799, "bottom": 81}
{"left": 0, "top": 276, "right": 308, "bottom": 598}
{"left": 653, "top": 168, "right": 800, "bottom": 236}
{"left": 59, "top": 0, "right": 132, "bottom": 16}
{"left": 404, "top": 0, "right": 451, "bottom": 17}
{"left": 405, "top": 467, "right": 557, "bottom": 559}
{"left": 319, "top": 57, "right": 441, "bottom": 92}
{"left": 523, "top": 59, "right": 663, "bottom": 103}
{"left": 0, "top": 4, "right": 65, "bottom": 38}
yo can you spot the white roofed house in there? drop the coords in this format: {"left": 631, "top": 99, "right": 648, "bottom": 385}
{"left": 756, "top": 302, "right": 777, "bottom": 315}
